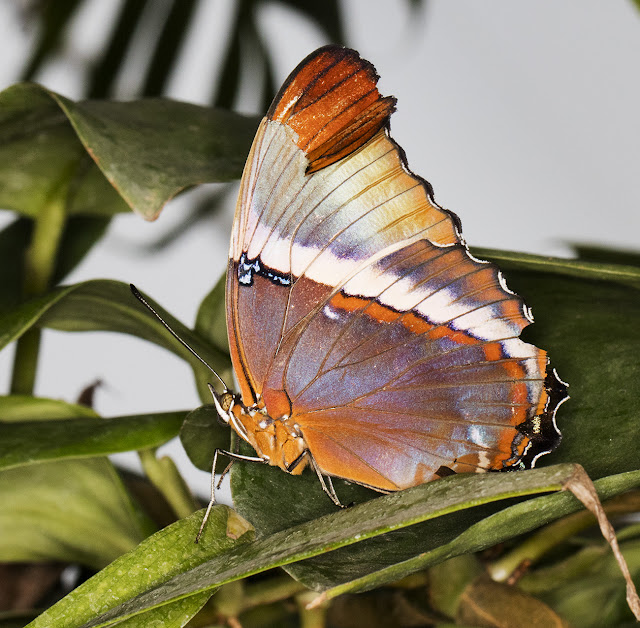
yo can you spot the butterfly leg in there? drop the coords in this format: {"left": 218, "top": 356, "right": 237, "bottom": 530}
{"left": 324, "top": 475, "right": 346, "bottom": 508}
{"left": 283, "top": 449, "right": 345, "bottom": 507}
{"left": 307, "top": 451, "right": 346, "bottom": 508}
{"left": 195, "top": 448, "right": 267, "bottom": 543}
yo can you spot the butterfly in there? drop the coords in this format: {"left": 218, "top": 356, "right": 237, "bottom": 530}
{"left": 207, "top": 45, "right": 567, "bottom": 506}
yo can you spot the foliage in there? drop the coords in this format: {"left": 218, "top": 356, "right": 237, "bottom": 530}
{"left": 0, "top": 2, "right": 638, "bottom": 627}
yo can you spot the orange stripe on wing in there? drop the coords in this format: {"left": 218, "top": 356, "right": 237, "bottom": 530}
{"left": 330, "top": 291, "right": 522, "bottom": 352}
{"left": 268, "top": 45, "right": 396, "bottom": 173}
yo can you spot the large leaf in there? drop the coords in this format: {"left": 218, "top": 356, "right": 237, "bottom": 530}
{"left": 0, "top": 396, "right": 186, "bottom": 471}
{"left": 0, "top": 83, "right": 259, "bottom": 220}
{"left": 319, "top": 476, "right": 640, "bottom": 600}
{"left": 0, "top": 84, "right": 127, "bottom": 218}
{"left": 101, "top": 593, "right": 212, "bottom": 628}
{"left": 0, "top": 458, "right": 151, "bottom": 569}
{"left": 569, "top": 243, "right": 640, "bottom": 270}
{"left": 229, "top": 250, "right": 640, "bottom": 587}
{"left": 0, "top": 388, "right": 154, "bottom": 569}
{"left": 25, "top": 506, "right": 254, "bottom": 628}
{"left": 37, "top": 465, "right": 640, "bottom": 627}
{"left": 59, "top": 96, "right": 258, "bottom": 220}
{"left": 473, "top": 246, "right": 640, "bottom": 289}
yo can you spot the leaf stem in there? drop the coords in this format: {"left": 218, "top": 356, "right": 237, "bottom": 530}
{"left": 10, "top": 328, "right": 42, "bottom": 395}
{"left": 297, "top": 590, "right": 328, "bottom": 628}
{"left": 138, "top": 448, "right": 200, "bottom": 520}
{"left": 10, "top": 175, "right": 69, "bottom": 394}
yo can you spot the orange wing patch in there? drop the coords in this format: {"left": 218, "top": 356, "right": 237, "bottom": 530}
{"left": 268, "top": 45, "right": 396, "bottom": 174}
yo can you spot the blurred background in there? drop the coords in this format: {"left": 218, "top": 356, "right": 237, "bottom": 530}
{"left": 1, "top": 0, "right": 638, "bottom": 496}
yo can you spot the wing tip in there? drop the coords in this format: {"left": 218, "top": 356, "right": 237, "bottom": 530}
{"left": 267, "top": 45, "right": 379, "bottom": 119}
{"left": 267, "top": 45, "right": 394, "bottom": 172}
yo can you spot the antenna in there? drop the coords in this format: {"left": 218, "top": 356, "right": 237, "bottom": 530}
{"left": 129, "top": 284, "right": 229, "bottom": 391}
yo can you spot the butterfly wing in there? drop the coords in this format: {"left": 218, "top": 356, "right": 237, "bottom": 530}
{"left": 228, "top": 46, "right": 456, "bottom": 404}
{"left": 227, "top": 45, "right": 565, "bottom": 488}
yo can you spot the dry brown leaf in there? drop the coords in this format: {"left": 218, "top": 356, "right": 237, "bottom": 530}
{"left": 563, "top": 465, "right": 640, "bottom": 620}
{"left": 458, "top": 575, "right": 571, "bottom": 628}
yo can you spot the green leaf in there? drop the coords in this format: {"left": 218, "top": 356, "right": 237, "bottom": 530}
{"left": 55, "top": 465, "right": 639, "bottom": 626}
{"left": 0, "top": 279, "right": 231, "bottom": 382}
{"left": 180, "top": 405, "right": 233, "bottom": 473}
{"left": 107, "top": 592, "right": 213, "bottom": 628}
{"left": 533, "top": 537, "right": 640, "bottom": 627}
{"left": 0, "top": 402, "right": 186, "bottom": 471}
{"left": 317, "top": 471, "right": 640, "bottom": 599}
{"left": 58, "top": 96, "right": 259, "bottom": 220}
{"left": 0, "top": 84, "right": 128, "bottom": 219}
{"left": 26, "top": 506, "right": 254, "bottom": 628}
{"left": 0, "top": 458, "right": 151, "bottom": 569}
{"left": 0, "top": 394, "right": 97, "bottom": 421}
{"left": 0, "top": 361, "right": 153, "bottom": 571}
{"left": 473, "top": 246, "right": 640, "bottom": 288}
{"left": 570, "top": 243, "right": 640, "bottom": 269}
{"left": 0, "top": 83, "right": 260, "bottom": 221}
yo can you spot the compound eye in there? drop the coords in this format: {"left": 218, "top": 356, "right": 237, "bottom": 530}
{"left": 219, "top": 391, "right": 234, "bottom": 412}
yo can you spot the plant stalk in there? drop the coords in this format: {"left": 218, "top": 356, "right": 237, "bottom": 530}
{"left": 138, "top": 448, "right": 200, "bottom": 520}
{"left": 10, "top": 177, "right": 69, "bottom": 395}
{"left": 297, "top": 591, "right": 328, "bottom": 628}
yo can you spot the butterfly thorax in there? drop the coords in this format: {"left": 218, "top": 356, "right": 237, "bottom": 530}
{"left": 230, "top": 400, "right": 308, "bottom": 475}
